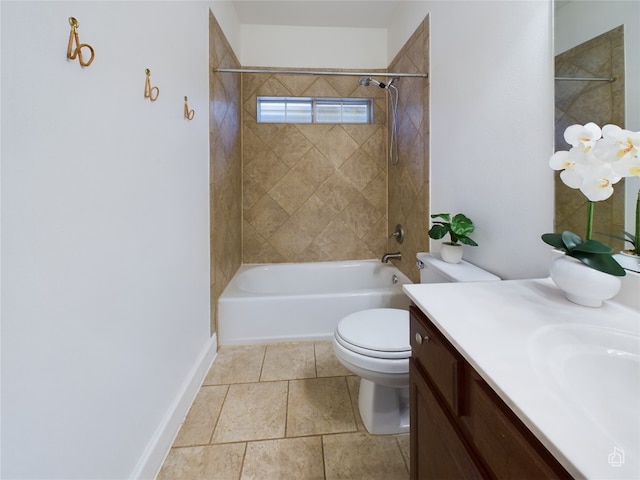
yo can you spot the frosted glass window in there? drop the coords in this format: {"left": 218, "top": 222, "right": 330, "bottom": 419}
{"left": 257, "top": 97, "right": 371, "bottom": 124}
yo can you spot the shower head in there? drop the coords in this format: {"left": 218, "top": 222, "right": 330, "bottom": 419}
{"left": 358, "top": 76, "right": 388, "bottom": 89}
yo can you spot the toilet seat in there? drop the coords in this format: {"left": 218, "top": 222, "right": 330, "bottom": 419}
{"left": 335, "top": 308, "right": 410, "bottom": 360}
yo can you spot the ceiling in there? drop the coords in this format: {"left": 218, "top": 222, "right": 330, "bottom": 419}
{"left": 231, "top": 1, "right": 400, "bottom": 28}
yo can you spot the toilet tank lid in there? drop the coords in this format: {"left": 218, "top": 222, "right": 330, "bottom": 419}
{"left": 416, "top": 252, "right": 501, "bottom": 282}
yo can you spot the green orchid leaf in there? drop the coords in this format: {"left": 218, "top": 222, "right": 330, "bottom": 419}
{"left": 561, "top": 231, "right": 582, "bottom": 251}
{"left": 573, "top": 252, "right": 626, "bottom": 276}
{"left": 573, "top": 239, "right": 613, "bottom": 254}
{"left": 595, "top": 230, "right": 637, "bottom": 247}
{"left": 541, "top": 233, "right": 566, "bottom": 251}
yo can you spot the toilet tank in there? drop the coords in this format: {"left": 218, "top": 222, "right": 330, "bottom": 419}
{"left": 416, "top": 252, "right": 500, "bottom": 283}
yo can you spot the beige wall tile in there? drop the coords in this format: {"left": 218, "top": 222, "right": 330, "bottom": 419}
{"left": 269, "top": 170, "right": 315, "bottom": 215}
{"left": 387, "top": 18, "right": 430, "bottom": 282}
{"left": 242, "top": 72, "right": 389, "bottom": 263}
{"left": 210, "top": 12, "right": 242, "bottom": 335}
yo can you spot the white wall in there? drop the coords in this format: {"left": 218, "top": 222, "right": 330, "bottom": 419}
{"left": 208, "top": 0, "right": 242, "bottom": 55}
{"left": 1, "top": 2, "right": 212, "bottom": 478}
{"left": 555, "top": 0, "right": 640, "bottom": 244}
{"left": 240, "top": 24, "right": 388, "bottom": 69}
{"left": 390, "top": 1, "right": 555, "bottom": 279}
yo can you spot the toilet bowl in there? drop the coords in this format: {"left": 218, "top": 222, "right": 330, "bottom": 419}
{"left": 333, "top": 253, "right": 500, "bottom": 435}
{"left": 333, "top": 308, "right": 410, "bottom": 435}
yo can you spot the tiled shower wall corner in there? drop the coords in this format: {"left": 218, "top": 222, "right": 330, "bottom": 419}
{"left": 209, "top": 12, "right": 242, "bottom": 336}
{"left": 388, "top": 18, "right": 430, "bottom": 283}
{"left": 554, "top": 25, "right": 625, "bottom": 251}
{"left": 241, "top": 73, "right": 390, "bottom": 263}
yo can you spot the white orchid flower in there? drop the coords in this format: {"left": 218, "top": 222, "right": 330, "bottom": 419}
{"left": 578, "top": 163, "right": 622, "bottom": 202}
{"left": 611, "top": 154, "right": 640, "bottom": 177}
{"left": 552, "top": 122, "right": 639, "bottom": 197}
{"left": 563, "top": 122, "right": 602, "bottom": 152}
{"left": 550, "top": 146, "right": 597, "bottom": 189}
{"left": 594, "top": 124, "right": 640, "bottom": 164}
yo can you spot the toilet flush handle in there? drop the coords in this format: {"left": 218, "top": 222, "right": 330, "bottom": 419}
{"left": 415, "top": 332, "right": 429, "bottom": 345}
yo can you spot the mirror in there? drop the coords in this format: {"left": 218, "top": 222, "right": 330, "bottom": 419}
{"left": 554, "top": 0, "right": 639, "bottom": 251}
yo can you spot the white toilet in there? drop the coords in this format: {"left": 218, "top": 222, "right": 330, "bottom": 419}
{"left": 332, "top": 252, "right": 500, "bottom": 435}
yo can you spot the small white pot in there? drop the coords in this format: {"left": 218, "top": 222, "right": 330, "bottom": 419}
{"left": 550, "top": 255, "right": 622, "bottom": 307}
{"left": 440, "top": 243, "right": 463, "bottom": 264}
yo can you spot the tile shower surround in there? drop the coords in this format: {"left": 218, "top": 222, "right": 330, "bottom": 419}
{"left": 158, "top": 341, "right": 410, "bottom": 479}
{"left": 210, "top": 12, "right": 242, "bottom": 336}
{"left": 242, "top": 73, "right": 390, "bottom": 265}
{"left": 209, "top": 13, "right": 430, "bottom": 335}
{"left": 387, "top": 19, "right": 430, "bottom": 283}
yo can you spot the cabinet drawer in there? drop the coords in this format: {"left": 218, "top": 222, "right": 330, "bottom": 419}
{"left": 410, "top": 306, "right": 462, "bottom": 415}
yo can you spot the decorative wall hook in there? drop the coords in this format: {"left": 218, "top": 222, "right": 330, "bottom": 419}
{"left": 184, "top": 96, "right": 195, "bottom": 120}
{"left": 67, "top": 17, "right": 95, "bottom": 67}
{"left": 144, "top": 69, "right": 160, "bottom": 102}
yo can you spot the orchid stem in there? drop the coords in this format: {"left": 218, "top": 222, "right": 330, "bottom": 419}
{"left": 586, "top": 200, "right": 594, "bottom": 240}
{"left": 635, "top": 189, "right": 639, "bottom": 254}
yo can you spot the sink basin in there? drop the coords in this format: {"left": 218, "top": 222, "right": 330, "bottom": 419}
{"left": 529, "top": 324, "right": 640, "bottom": 449}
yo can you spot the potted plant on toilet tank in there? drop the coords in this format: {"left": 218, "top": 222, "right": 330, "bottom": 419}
{"left": 428, "top": 213, "right": 478, "bottom": 263}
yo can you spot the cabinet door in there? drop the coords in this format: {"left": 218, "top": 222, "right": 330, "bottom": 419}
{"left": 461, "top": 366, "right": 572, "bottom": 479}
{"left": 410, "top": 358, "right": 486, "bottom": 480}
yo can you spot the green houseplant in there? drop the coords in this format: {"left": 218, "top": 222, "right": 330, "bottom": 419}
{"left": 428, "top": 213, "right": 478, "bottom": 263}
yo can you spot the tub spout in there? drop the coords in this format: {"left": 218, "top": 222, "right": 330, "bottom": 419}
{"left": 381, "top": 252, "right": 402, "bottom": 263}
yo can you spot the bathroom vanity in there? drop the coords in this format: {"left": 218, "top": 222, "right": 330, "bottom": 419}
{"left": 404, "top": 278, "right": 639, "bottom": 480}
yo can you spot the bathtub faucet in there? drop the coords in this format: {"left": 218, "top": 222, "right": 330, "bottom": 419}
{"left": 381, "top": 252, "right": 402, "bottom": 263}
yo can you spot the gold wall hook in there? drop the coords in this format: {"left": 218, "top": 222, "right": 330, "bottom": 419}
{"left": 184, "top": 96, "right": 195, "bottom": 120}
{"left": 144, "top": 69, "right": 159, "bottom": 102}
{"left": 67, "top": 17, "right": 95, "bottom": 67}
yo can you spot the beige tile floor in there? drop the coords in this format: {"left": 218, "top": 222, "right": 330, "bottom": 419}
{"left": 158, "top": 341, "right": 410, "bottom": 480}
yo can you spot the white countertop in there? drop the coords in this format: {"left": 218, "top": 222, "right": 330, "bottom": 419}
{"left": 403, "top": 278, "right": 640, "bottom": 480}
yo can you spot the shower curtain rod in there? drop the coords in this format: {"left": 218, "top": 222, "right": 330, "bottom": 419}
{"left": 555, "top": 76, "right": 615, "bottom": 82}
{"left": 213, "top": 68, "right": 428, "bottom": 78}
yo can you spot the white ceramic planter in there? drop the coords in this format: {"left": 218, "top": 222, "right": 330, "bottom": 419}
{"left": 549, "top": 255, "right": 622, "bottom": 307}
{"left": 440, "top": 243, "right": 463, "bottom": 264}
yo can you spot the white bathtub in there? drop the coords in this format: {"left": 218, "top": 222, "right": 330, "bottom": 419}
{"left": 218, "top": 260, "right": 412, "bottom": 345}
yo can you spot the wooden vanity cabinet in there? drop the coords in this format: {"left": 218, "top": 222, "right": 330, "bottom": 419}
{"left": 409, "top": 305, "right": 572, "bottom": 480}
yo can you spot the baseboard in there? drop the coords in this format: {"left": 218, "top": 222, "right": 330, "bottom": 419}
{"left": 129, "top": 333, "right": 218, "bottom": 480}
